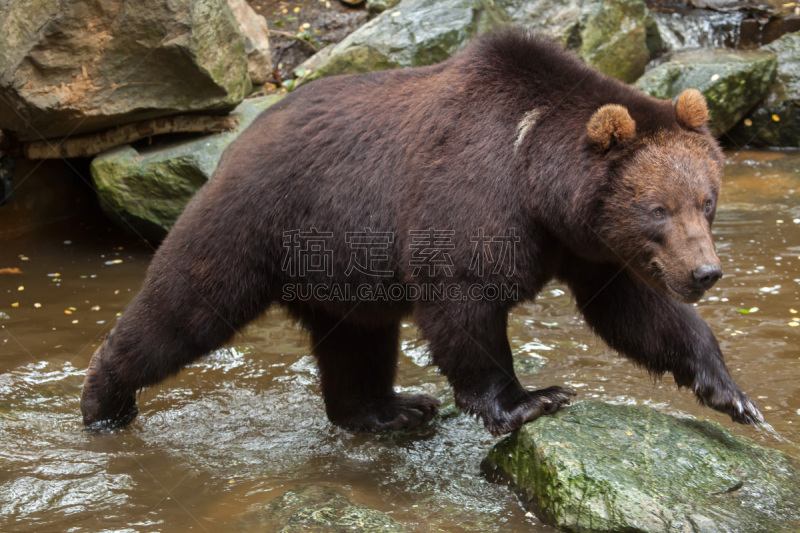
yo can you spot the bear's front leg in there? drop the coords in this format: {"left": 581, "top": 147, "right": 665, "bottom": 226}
{"left": 563, "top": 262, "right": 763, "bottom": 425}
{"left": 417, "top": 301, "right": 575, "bottom": 435}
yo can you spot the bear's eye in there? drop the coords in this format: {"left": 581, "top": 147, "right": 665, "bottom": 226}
{"left": 703, "top": 199, "right": 714, "bottom": 213}
{"left": 652, "top": 207, "right": 666, "bottom": 219}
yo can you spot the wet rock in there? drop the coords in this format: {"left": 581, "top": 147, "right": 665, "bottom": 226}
{"left": 0, "top": 0, "right": 250, "bottom": 142}
{"left": 227, "top": 0, "right": 273, "bottom": 85}
{"left": 727, "top": 31, "right": 800, "bottom": 148}
{"left": 300, "top": 0, "right": 660, "bottom": 84}
{"left": 502, "top": 0, "right": 661, "bottom": 83}
{"left": 483, "top": 401, "right": 800, "bottom": 533}
{"left": 635, "top": 49, "right": 777, "bottom": 135}
{"left": 90, "top": 95, "right": 282, "bottom": 241}
{"left": 239, "top": 485, "right": 409, "bottom": 532}
{"left": 649, "top": 9, "right": 745, "bottom": 54}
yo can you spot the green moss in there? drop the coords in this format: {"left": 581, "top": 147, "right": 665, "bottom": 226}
{"left": 484, "top": 402, "right": 800, "bottom": 532}
{"left": 635, "top": 50, "right": 777, "bottom": 136}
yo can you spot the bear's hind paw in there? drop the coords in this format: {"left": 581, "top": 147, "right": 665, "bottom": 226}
{"left": 328, "top": 393, "right": 440, "bottom": 433}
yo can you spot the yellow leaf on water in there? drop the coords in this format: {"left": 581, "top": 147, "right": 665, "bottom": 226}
{"left": 11, "top": 302, "right": 19, "bottom": 307}
{"left": 0, "top": 268, "right": 22, "bottom": 274}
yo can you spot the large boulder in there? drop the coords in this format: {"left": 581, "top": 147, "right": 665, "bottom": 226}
{"left": 0, "top": 0, "right": 251, "bottom": 142}
{"left": 238, "top": 485, "right": 409, "bottom": 532}
{"left": 501, "top": 0, "right": 661, "bottom": 83}
{"left": 90, "top": 95, "right": 281, "bottom": 241}
{"left": 298, "top": 0, "right": 660, "bottom": 85}
{"left": 298, "top": 0, "right": 503, "bottom": 82}
{"left": 727, "top": 31, "right": 800, "bottom": 148}
{"left": 483, "top": 402, "right": 800, "bottom": 533}
{"left": 635, "top": 50, "right": 777, "bottom": 136}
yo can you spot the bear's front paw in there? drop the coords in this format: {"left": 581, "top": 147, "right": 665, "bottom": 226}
{"left": 327, "top": 393, "right": 440, "bottom": 432}
{"left": 480, "top": 386, "right": 577, "bottom": 436}
{"left": 696, "top": 383, "right": 764, "bottom": 425}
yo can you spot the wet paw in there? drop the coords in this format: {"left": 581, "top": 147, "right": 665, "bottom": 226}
{"left": 328, "top": 393, "right": 440, "bottom": 432}
{"left": 696, "top": 384, "right": 764, "bottom": 425}
{"left": 484, "top": 386, "right": 577, "bottom": 436}
{"left": 81, "top": 344, "right": 138, "bottom": 430}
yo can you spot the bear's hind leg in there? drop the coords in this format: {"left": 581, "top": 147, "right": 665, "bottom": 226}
{"left": 81, "top": 245, "right": 274, "bottom": 429}
{"left": 307, "top": 316, "right": 439, "bottom": 432}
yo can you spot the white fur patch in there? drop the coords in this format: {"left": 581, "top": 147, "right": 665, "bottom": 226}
{"left": 514, "top": 108, "right": 543, "bottom": 151}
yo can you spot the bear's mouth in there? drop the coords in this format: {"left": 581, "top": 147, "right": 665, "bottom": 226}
{"left": 665, "top": 280, "right": 705, "bottom": 304}
{"left": 648, "top": 259, "right": 705, "bottom": 304}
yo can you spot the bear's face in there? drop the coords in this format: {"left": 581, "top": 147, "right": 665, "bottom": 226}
{"left": 589, "top": 90, "right": 725, "bottom": 304}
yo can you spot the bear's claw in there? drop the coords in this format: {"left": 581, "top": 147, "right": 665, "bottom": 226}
{"left": 481, "top": 385, "right": 577, "bottom": 436}
{"left": 696, "top": 381, "right": 764, "bottom": 425}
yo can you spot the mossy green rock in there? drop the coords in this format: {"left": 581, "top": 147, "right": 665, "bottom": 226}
{"left": 728, "top": 31, "right": 800, "bottom": 148}
{"left": 484, "top": 402, "right": 800, "bottom": 533}
{"left": 0, "top": 0, "right": 250, "bottom": 141}
{"left": 300, "top": 0, "right": 501, "bottom": 82}
{"left": 502, "top": 0, "right": 661, "bottom": 83}
{"left": 634, "top": 50, "right": 777, "bottom": 136}
{"left": 300, "top": 0, "right": 659, "bottom": 84}
{"left": 238, "top": 485, "right": 409, "bottom": 532}
{"left": 90, "top": 95, "right": 282, "bottom": 241}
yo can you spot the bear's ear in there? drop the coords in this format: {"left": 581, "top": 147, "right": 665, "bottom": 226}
{"left": 586, "top": 104, "right": 637, "bottom": 151}
{"left": 675, "top": 88, "right": 709, "bottom": 130}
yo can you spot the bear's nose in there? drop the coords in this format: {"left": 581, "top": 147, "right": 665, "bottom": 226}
{"left": 691, "top": 264, "right": 723, "bottom": 291}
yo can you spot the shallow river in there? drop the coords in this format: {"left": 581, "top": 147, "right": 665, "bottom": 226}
{"left": 1, "top": 150, "right": 799, "bottom": 532}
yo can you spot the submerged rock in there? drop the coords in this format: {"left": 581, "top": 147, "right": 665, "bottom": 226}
{"left": 90, "top": 95, "right": 282, "bottom": 241}
{"left": 0, "top": 0, "right": 250, "bottom": 141}
{"left": 299, "top": 0, "right": 660, "bottom": 84}
{"left": 483, "top": 401, "right": 800, "bottom": 533}
{"left": 728, "top": 31, "right": 800, "bottom": 148}
{"left": 239, "top": 485, "right": 409, "bottom": 532}
{"left": 635, "top": 50, "right": 777, "bottom": 136}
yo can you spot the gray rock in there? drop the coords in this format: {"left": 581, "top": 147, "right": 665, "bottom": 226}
{"left": 501, "top": 0, "right": 661, "bottom": 83}
{"left": 0, "top": 0, "right": 251, "bottom": 142}
{"left": 366, "top": 0, "right": 402, "bottom": 15}
{"left": 728, "top": 31, "right": 800, "bottom": 148}
{"left": 483, "top": 401, "right": 800, "bottom": 533}
{"left": 90, "top": 95, "right": 282, "bottom": 241}
{"left": 227, "top": 0, "right": 273, "bottom": 85}
{"left": 298, "top": 0, "right": 502, "bottom": 83}
{"left": 650, "top": 9, "right": 745, "bottom": 54}
{"left": 635, "top": 49, "right": 777, "bottom": 136}
{"left": 238, "top": 485, "right": 409, "bottom": 533}
{"left": 298, "top": 0, "right": 660, "bottom": 85}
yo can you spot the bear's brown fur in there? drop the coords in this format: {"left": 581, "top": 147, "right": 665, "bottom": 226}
{"left": 81, "top": 29, "right": 763, "bottom": 435}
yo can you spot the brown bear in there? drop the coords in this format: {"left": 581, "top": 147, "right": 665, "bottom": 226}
{"left": 81, "top": 29, "right": 764, "bottom": 435}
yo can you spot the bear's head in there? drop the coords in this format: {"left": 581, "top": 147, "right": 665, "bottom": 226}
{"left": 589, "top": 89, "right": 725, "bottom": 304}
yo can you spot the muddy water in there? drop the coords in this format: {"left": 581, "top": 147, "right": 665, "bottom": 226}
{"left": 2, "top": 151, "right": 799, "bottom": 532}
